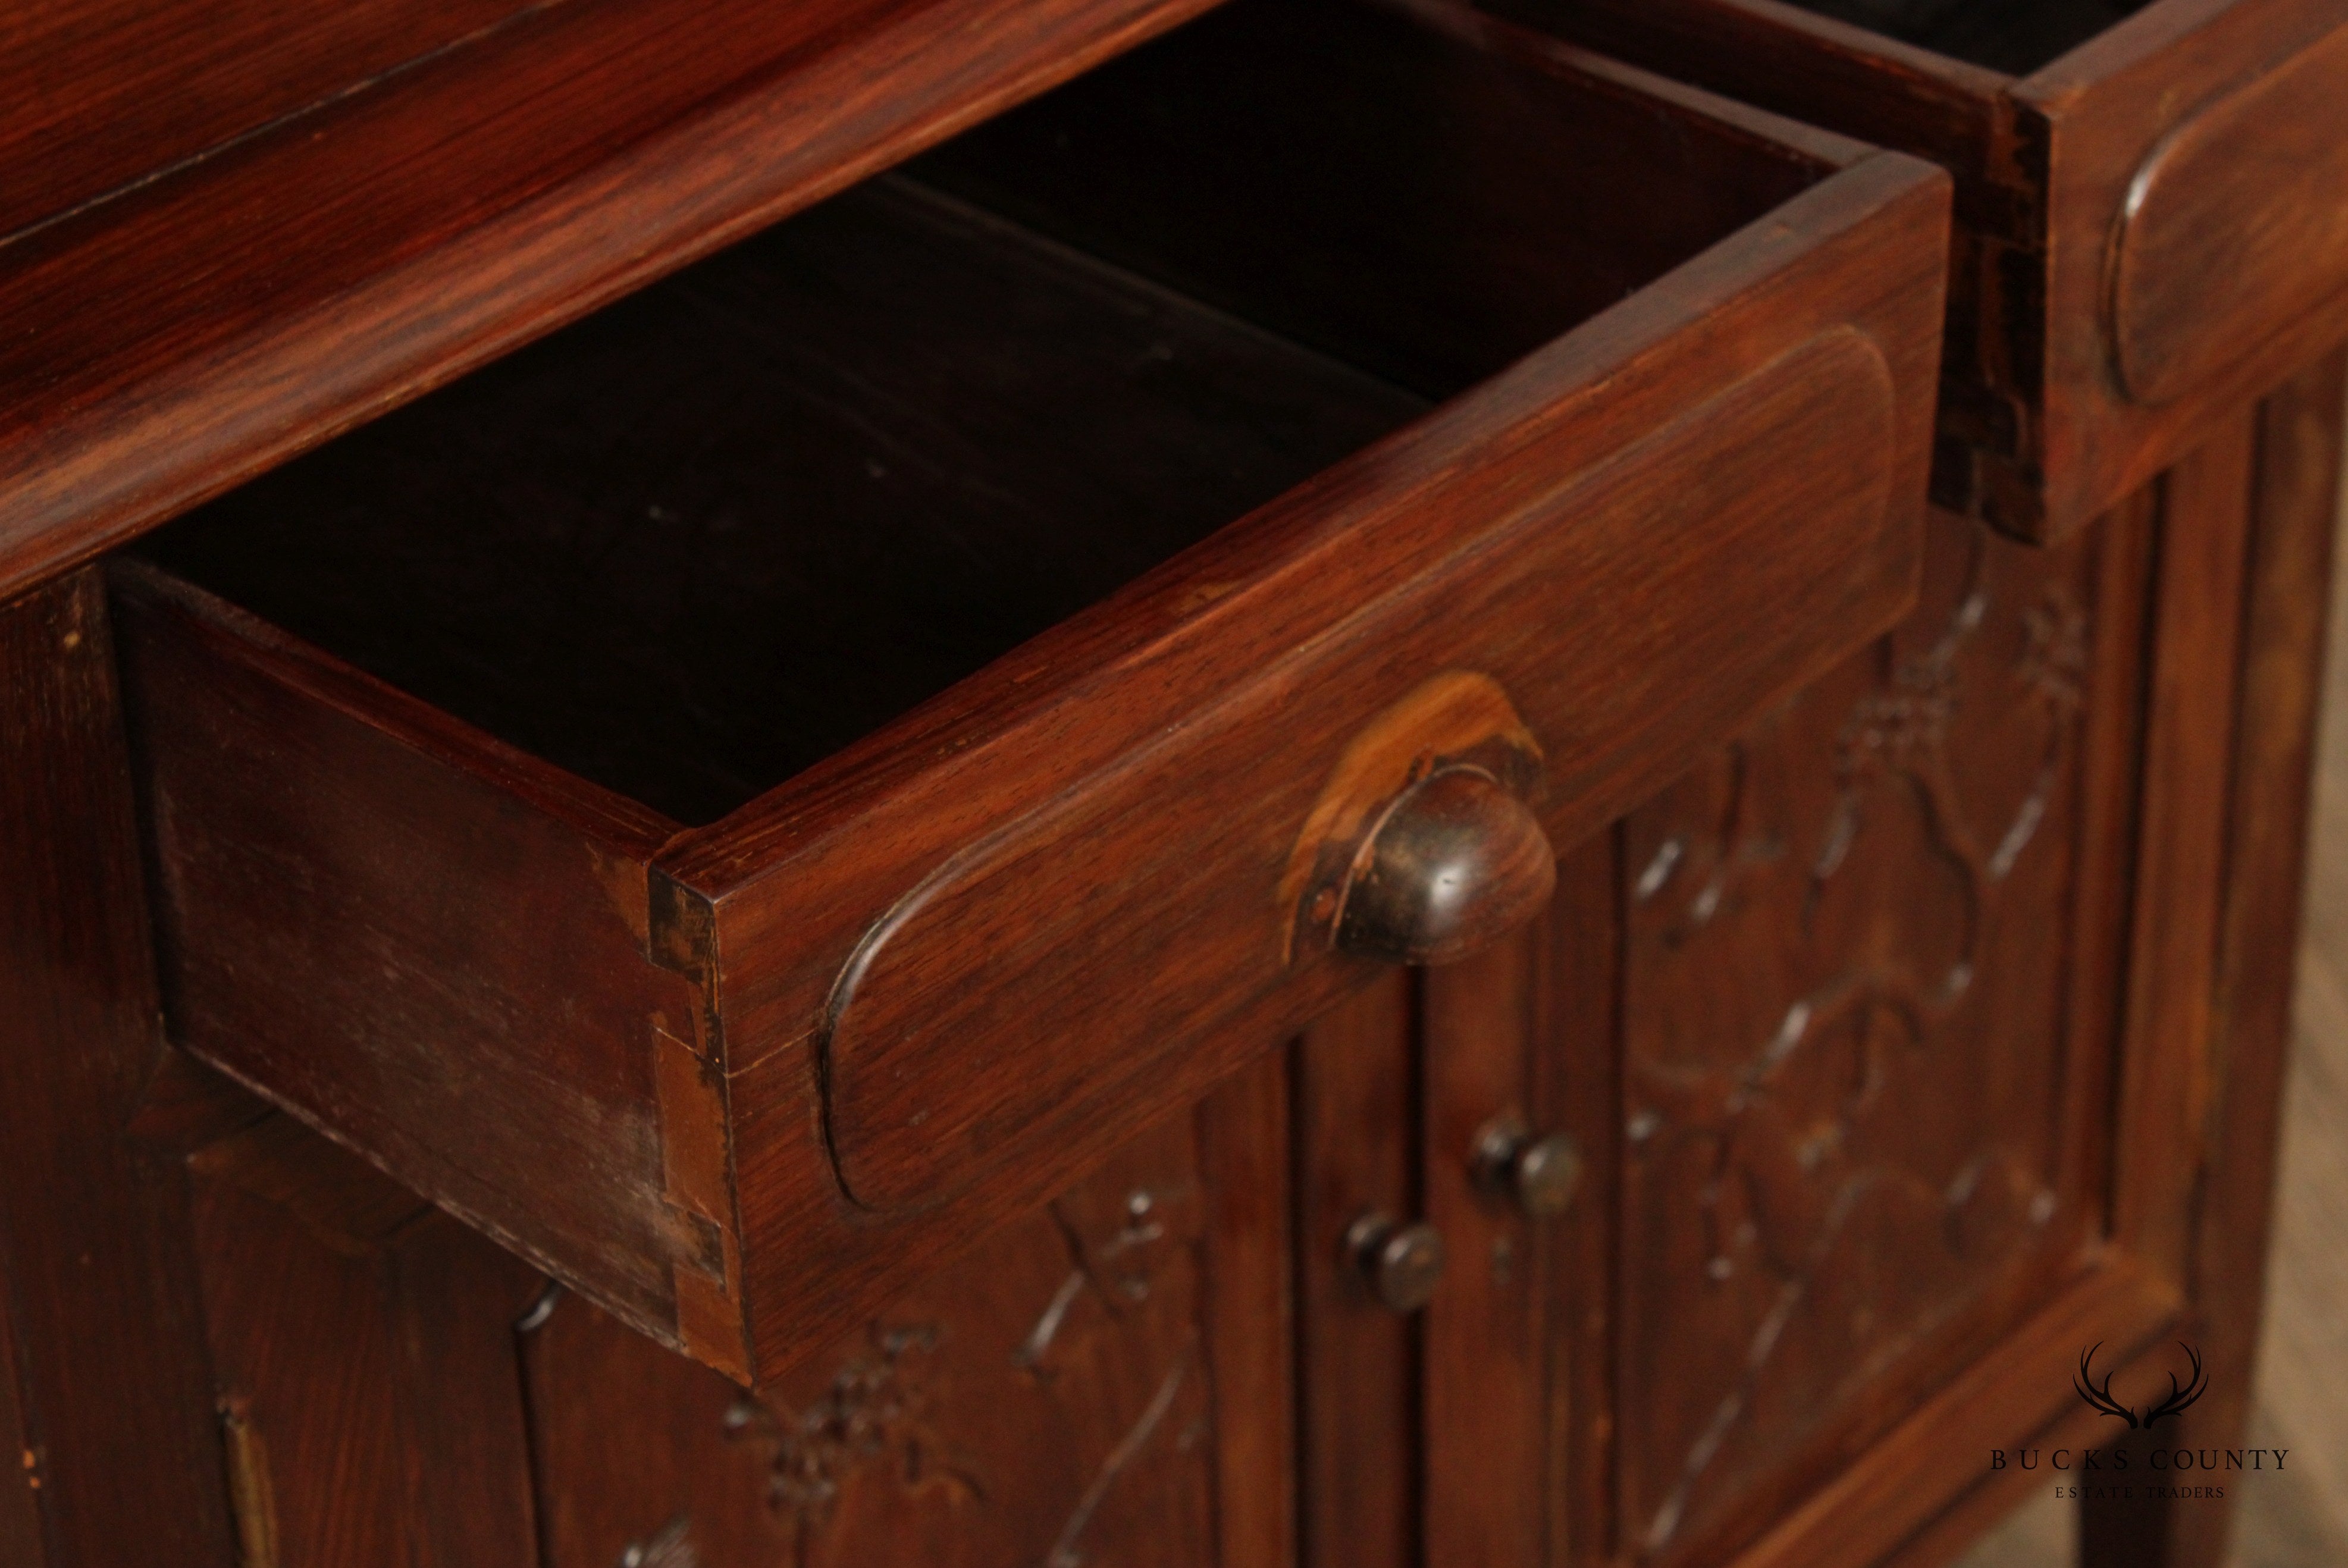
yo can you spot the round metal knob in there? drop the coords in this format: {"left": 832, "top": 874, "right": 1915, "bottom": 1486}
{"left": 1345, "top": 1212, "right": 1446, "bottom": 1314}
{"left": 1473, "top": 1119, "right": 1582, "bottom": 1218}
{"left": 1334, "top": 766, "right": 1556, "bottom": 967}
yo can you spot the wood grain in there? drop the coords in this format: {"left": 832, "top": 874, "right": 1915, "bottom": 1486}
{"left": 1421, "top": 924, "right": 1551, "bottom": 1566}
{"left": 520, "top": 1093, "right": 1262, "bottom": 1568}
{"left": 0, "top": 571, "right": 237, "bottom": 1567}
{"left": 2106, "top": 410, "right": 2259, "bottom": 1283}
{"left": 1505, "top": 0, "right": 2348, "bottom": 538}
{"left": 186, "top": 1124, "right": 544, "bottom": 1567}
{"left": 0, "top": 0, "right": 1224, "bottom": 600}
{"left": 0, "top": 1280, "right": 39, "bottom": 1566}
{"left": 1294, "top": 974, "right": 1420, "bottom": 1568}
{"left": 0, "top": 0, "right": 531, "bottom": 243}
{"left": 114, "top": 0, "right": 1949, "bottom": 1388}
{"left": 2075, "top": 358, "right": 2346, "bottom": 1566}
{"left": 1613, "top": 504, "right": 2132, "bottom": 1564}
{"left": 2108, "top": 27, "right": 2348, "bottom": 405}
{"left": 108, "top": 561, "right": 725, "bottom": 1368}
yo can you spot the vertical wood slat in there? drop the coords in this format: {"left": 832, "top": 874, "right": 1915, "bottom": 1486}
{"left": 1198, "top": 1047, "right": 1300, "bottom": 1568}
{"left": 1295, "top": 970, "right": 1419, "bottom": 1568}
{"left": 0, "top": 1297, "right": 40, "bottom": 1564}
{"left": 0, "top": 569, "right": 236, "bottom": 1567}
{"left": 1422, "top": 922, "right": 1549, "bottom": 1567}
{"left": 2083, "top": 355, "right": 2347, "bottom": 1567}
{"left": 1548, "top": 833, "right": 1625, "bottom": 1568}
{"left": 2106, "top": 409, "right": 2261, "bottom": 1280}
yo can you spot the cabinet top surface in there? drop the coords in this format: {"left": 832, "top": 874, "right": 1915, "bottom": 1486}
{"left": 0, "top": 0, "right": 1218, "bottom": 601}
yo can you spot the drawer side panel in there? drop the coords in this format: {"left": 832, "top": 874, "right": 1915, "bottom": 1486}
{"left": 111, "top": 565, "right": 720, "bottom": 1359}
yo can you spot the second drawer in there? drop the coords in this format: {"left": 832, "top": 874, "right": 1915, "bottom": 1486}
{"left": 113, "top": 0, "right": 1948, "bottom": 1385}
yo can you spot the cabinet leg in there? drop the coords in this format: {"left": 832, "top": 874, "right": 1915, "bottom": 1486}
{"left": 2081, "top": 356, "right": 2346, "bottom": 1568}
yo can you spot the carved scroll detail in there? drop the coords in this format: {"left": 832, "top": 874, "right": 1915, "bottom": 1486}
{"left": 1622, "top": 516, "right": 2100, "bottom": 1555}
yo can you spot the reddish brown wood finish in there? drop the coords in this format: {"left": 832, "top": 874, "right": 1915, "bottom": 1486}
{"left": 2078, "top": 355, "right": 2346, "bottom": 1568}
{"left": 1422, "top": 925, "right": 1553, "bottom": 1565}
{"left": 1, "top": 0, "right": 530, "bottom": 242}
{"left": 1388, "top": 365, "right": 2335, "bottom": 1568}
{"left": 1607, "top": 501, "right": 2142, "bottom": 1565}
{"left": 0, "top": 0, "right": 1225, "bottom": 601}
{"left": 0, "top": 1305, "right": 36, "bottom": 1567}
{"left": 111, "top": 0, "right": 1950, "bottom": 1387}
{"left": 1294, "top": 976, "right": 1421, "bottom": 1568}
{"left": 518, "top": 1069, "right": 1284, "bottom": 1568}
{"left": 1503, "top": 0, "right": 2348, "bottom": 539}
{"left": 0, "top": 570, "right": 237, "bottom": 1568}
{"left": 2109, "top": 30, "right": 2348, "bottom": 406}
{"left": 183, "top": 1121, "right": 545, "bottom": 1567}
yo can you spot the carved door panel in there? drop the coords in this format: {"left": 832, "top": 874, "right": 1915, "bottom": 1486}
{"left": 521, "top": 1052, "right": 1293, "bottom": 1568}
{"left": 1419, "top": 504, "right": 2153, "bottom": 1567}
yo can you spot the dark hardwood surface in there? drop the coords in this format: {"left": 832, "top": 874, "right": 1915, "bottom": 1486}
{"left": 2078, "top": 355, "right": 2347, "bottom": 1568}
{"left": 1, "top": 0, "right": 529, "bottom": 242}
{"left": 184, "top": 1121, "right": 544, "bottom": 1568}
{"left": 518, "top": 1062, "right": 1288, "bottom": 1568}
{"left": 0, "top": 0, "right": 2339, "bottom": 1563}
{"left": 1293, "top": 976, "right": 1420, "bottom": 1568}
{"left": 1782, "top": 0, "right": 2150, "bottom": 73}
{"left": 138, "top": 175, "right": 1424, "bottom": 827}
{"left": 1507, "top": 0, "right": 2348, "bottom": 538}
{"left": 0, "top": 0, "right": 1224, "bottom": 602}
{"left": 0, "top": 572, "right": 237, "bottom": 1566}
{"left": 111, "top": 0, "right": 1950, "bottom": 1387}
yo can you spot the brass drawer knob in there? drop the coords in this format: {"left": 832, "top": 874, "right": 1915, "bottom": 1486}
{"left": 1346, "top": 1211, "right": 1447, "bottom": 1314}
{"left": 1472, "top": 1118, "right": 1582, "bottom": 1218}
{"left": 1334, "top": 766, "right": 1556, "bottom": 966}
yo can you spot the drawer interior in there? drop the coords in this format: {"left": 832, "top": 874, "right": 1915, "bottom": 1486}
{"left": 136, "top": 0, "right": 1839, "bottom": 828}
{"left": 1777, "top": 0, "right": 2152, "bottom": 73}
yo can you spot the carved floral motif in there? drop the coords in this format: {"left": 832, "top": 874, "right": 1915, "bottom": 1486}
{"left": 1619, "top": 516, "right": 2108, "bottom": 1556}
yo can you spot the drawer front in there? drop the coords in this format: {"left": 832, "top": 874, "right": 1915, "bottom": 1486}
{"left": 2109, "top": 24, "right": 2348, "bottom": 406}
{"left": 823, "top": 321, "right": 1913, "bottom": 1213}
{"left": 1506, "top": 0, "right": 2348, "bottom": 537}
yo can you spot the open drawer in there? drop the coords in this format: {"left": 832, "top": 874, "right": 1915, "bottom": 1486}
{"left": 1509, "top": 0, "right": 2348, "bottom": 538}
{"left": 111, "top": 0, "right": 1948, "bottom": 1385}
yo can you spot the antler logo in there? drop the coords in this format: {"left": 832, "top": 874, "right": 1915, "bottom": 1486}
{"left": 2074, "top": 1342, "right": 2208, "bottom": 1429}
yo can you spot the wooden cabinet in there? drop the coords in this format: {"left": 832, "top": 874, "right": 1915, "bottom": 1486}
{"left": 1, "top": 1, "right": 2342, "bottom": 1566}
{"left": 1501, "top": 0, "right": 2348, "bottom": 539}
{"left": 103, "top": 0, "right": 1948, "bottom": 1388}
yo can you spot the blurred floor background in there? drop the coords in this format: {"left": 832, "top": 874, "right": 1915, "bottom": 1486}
{"left": 1958, "top": 397, "right": 2348, "bottom": 1566}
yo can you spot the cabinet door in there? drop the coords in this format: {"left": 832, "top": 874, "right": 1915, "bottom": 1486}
{"left": 519, "top": 1053, "right": 1293, "bottom": 1568}
{"left": 1419, "top": 503, "right": 2155, "bottom": 1567}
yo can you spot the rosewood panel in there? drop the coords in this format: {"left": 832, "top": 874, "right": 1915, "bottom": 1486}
{"left": 108, "top": 563, "right": 732, "bottom": 1372}
{"left": 1505, "top": 0, "right": 2348, "bottom": 538}
{"left": 183, "top": 1115, "right": 544, "bottom": 1567}
{"left": 1292, "top": 974, "right": 1419, "bottom": 1568}
{"left": 2079, "top": 353, "right": 2347, "bottom": 1568}
{"left": 112, "top": 0, "right": 1950, "bottom": 1390}
{"left": 0, "top": 0, "right": 530, "bottom": 242}
{"left": 2108, "top": 30, "right": 2348, "bottom": 406}
{"left": 0, "top": 0, "right": 1225, "bottom": 598}
{"left": 0, "top": 570, "right": 236, "bottom": 1568}
{"left": 1611, "top": 503, "right": 2149, "bottom": 1563}
{"left": 521, "top": 1068, "right": 1287, "bottom": 1568}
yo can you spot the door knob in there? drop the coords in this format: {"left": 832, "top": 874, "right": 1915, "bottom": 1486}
{"left": 1472, "top": 1118, "right": 1582, "bottom": 1217}
{"left": 1345, "top": 1211, "right": 1447, "bottom": 1313}
{"left": 1332, "top": 765, "right": 1555, "bottom": 966}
